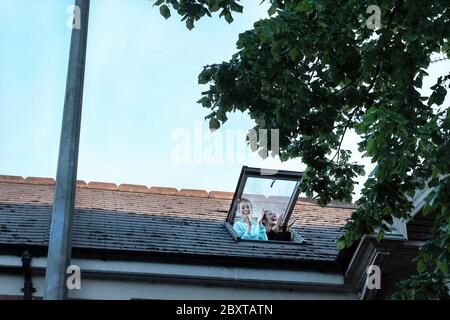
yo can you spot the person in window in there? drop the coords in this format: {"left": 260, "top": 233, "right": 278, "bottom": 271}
{"left": 233, "top": 198, "right": 268, "bottom": 241}
{"left": 262, "top": 210, "right": 294, "bottom": 241}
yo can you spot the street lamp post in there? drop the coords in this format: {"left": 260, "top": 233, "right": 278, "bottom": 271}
{"left": 44, "top": 0, "right": 90, "bottom": 300}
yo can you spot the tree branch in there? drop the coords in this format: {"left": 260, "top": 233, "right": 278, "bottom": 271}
{"left": 331, "top": 63, "right": 381, "bottom": 163}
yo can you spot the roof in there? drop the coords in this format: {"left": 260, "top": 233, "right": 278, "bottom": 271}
{"left": 0, "top": 175, "right": 355, "bottom": 267}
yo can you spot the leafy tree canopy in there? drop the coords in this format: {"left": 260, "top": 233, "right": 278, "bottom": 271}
{"left": 153, "top": 0, "right": 450, "bottom": 298}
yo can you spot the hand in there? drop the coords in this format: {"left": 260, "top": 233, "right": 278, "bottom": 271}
{"left": 257, "top": 209, "right": 265, "bottom": 226}
{"left": 242, "top": 212, "right": 252, "bottom": 229}
{"left": 272, "top": 214, "right": 282, "bottom": 232}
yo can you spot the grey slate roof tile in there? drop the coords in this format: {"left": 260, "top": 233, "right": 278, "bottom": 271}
{"left": 0, "top": 182, "right": 354, "bottom": 264}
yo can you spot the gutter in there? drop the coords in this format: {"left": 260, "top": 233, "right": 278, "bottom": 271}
{"left": 0, "top": 255, "right": 348, "bottom": 292}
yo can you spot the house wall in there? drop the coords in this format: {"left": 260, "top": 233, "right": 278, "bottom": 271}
{"left": 0, "top": 274, "right": 357, "bottom": 300}
{"left": 0, "top": 254, "right": 358, "bottom": 300}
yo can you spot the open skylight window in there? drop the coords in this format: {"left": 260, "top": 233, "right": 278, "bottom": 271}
{"left": 225, "top": 166, "right": 304, "bottom": 243}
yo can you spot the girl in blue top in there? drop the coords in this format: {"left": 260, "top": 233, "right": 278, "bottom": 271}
{"left": 233, "top": 198, "right": 268, "bottom": 241}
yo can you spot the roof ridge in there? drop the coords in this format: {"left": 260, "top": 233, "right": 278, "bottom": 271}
{"left": 0, "top": 175, "right": 234, "bottom": 200}
{"left": 0, "top": 174, "right": 355, "bottom": 208}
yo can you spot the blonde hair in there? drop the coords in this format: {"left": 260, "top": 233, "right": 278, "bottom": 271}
{"left": 238, "top": 198, "right": 253, "bottom": 209}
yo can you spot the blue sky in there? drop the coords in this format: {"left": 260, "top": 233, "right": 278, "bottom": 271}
{"left": 0, "top": 1, "right": 448, "bottom": 198}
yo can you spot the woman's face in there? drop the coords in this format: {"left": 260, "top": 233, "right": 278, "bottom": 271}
{"left": 239, "top": 201, "right": 252, "bottom": 216}
{"left": 264, "top": 211, "right": 278, "bottom": 225}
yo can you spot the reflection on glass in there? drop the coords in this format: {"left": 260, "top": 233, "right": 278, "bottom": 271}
{"left": 234, "top": 177, "right": 297, "bottom": 221}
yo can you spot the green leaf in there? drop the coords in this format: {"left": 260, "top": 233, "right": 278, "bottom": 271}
{"left": 356, "top": 167, "right": 366, "bottom": 176}
{"left": 268, "top": 4, "right": 277, "bottom": 16}
{"left": 159, "top": 4, "right": 171, "bottom": 19}
{"left": 197, "top": 96, "right": 211, "bottom": 108}
{"left": 363, "top": 112, "right": 377, "bottom": 125}
{"left": 209, "top": 118, "right": 220, "bottom": 131}
{"left": 366, "top": 138, "right": 377, "bottom": 155}
{"left": 186, "top": 19, "right": 194, "bottom": 30}
{"left": 296, "top": 0, "right": 313, "bottom": 12}
{"left": 428, "top": 86, "right": 447, "bottom": 106}
{"left": 354, "top": 123, "right": 365, "bottom": 135}
{"left": 434, "top": 86, "right": 447, "bottom": 105}
{"left": 224, "top": 12, "right": 233, "bottom": 24}
{"left": 428, "top": 177, "right": 439, "bottom": 188}
{"left": 376, "top": 229, "right": 385, "bottom": 241}
{"left": 431, "top": 167, "right": 440, "bottom": 179}
{"left": 210, "top": 2, "right": 220, "bottom": 12}
{"left": 437, "top": 260, "right": 448, "bottom": 275}
{"left": 423, "top": 204, "right": 433, "bottom": 216}
{"left": 271, "top": 41, "right": 281, "bottom": 58}
{"left": 289, "top": 48, "right": 299, "bottom": 61}
{"left": 154, "top": 0, "right": 164, "bottom": 6}
{"left": 230, "top": 2, "right": 243, "bottom": 13}
{"left": 417, "top": 260, "right": 426, "bottom": 273}
{"left": 337, "top": 240, "right": 346, "bottom": 251}
{"left": 198, "top": 68, "right": 212, "bottom": 84}
{"left": 414, "top": 76, "right": 422, "bottom": 88}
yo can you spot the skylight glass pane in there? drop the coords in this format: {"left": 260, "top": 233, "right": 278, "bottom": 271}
{"left": 234, "top": 177, "right": 298, "bottom": 222}
{"left": 227, "top": 167, "right": 303, "bottom": 242}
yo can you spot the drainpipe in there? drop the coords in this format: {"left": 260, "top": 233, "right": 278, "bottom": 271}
{"left": 21, "top": 251, "right": 36, "bottom": 300}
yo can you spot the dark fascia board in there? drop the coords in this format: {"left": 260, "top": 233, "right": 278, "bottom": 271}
{"left": 344, "top": 237, "right": 378, "bottom": 291}
{"left": 0, "top": 243, "right": 340, "bottom": 273}
{"left": 344, "top": 236, "right": 399, "bottom": 295}
{"left": 335, "top": 240, "right": 360, "bottom": 270}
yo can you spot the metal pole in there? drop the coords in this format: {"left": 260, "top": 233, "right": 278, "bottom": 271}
{"left": 44, "top": 0, "right": 90, "bottom": 300}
